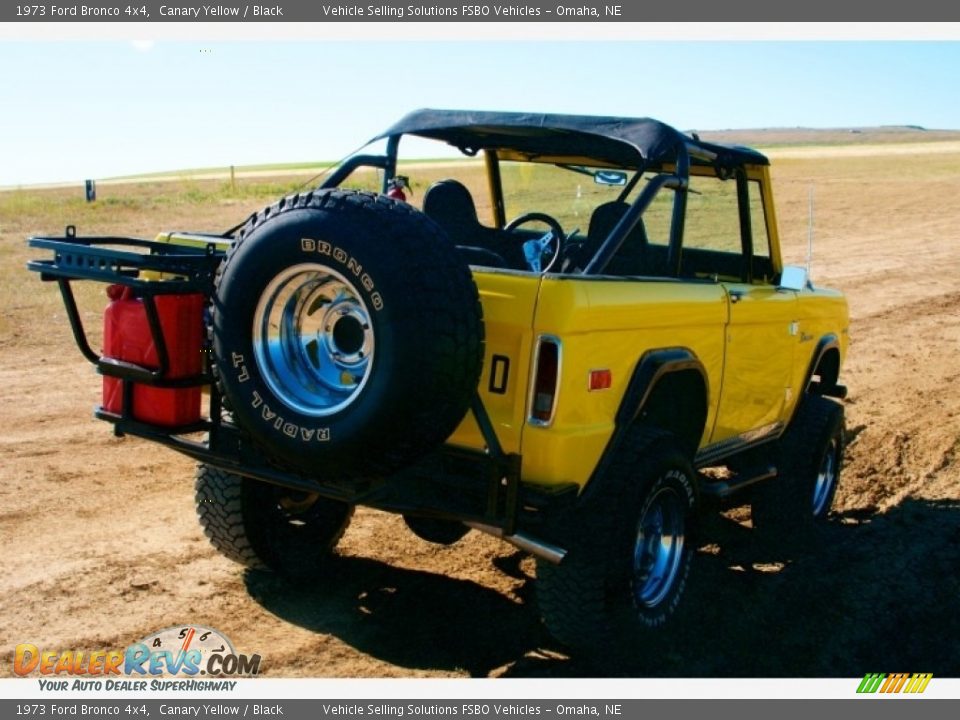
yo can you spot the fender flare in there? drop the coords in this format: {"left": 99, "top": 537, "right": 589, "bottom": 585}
{"left": 583, "top": 348, "right": 708, "bottom": 502}
{"left": 801, "top": 333, "right": 844, "bottom": 394}
{"left": 615, "top": 347, "right": 708, "bottom": 427}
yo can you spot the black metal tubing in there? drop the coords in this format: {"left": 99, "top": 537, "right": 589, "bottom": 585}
{"left": 583, "top": 173, "right": 678, "bottom": 275}
{"left": 467, "top": 392, "right": 524, "bottom": 532}
{"left": 484, "top": 149, "right": 506, "bottom": 229}
{"left": 57, "top": 278, "right": 100, "bottom": 365}
{"left": 29, "top": 235, "right": 222, "bottom": 292}
{"left": 666, "top": 147, "right": 691, "bottom": 278}
{"left": 95, "top": 409, "right": 359, "bottom": 500}
{"left": 28, "top": 233, "right": 222, "bottom": 387}
{"left": 142, "top": 292, "right": 169, "bottom": 378}
{"left": 616, "top": 170, "right": 644, "bottom": 204}
{"left": 96, "top": 404, "right": 541, "bottom": 528}
{"left": 700, "top": 465, "right": 776, "bottom": 499}
{"left": 98, "top": 358, "right": 208, "bottom": 386}
{"left": 382, "top": 135, "right": 400, "bottom": 192}
{"left": 319, "top": 154, "right": 391, "bottom": 190}
{"left": 470, "top": 392, "right": 504, "bottom": 458}
{"left": 735, "top": 170, "right": 754, "bottom": 283}
{"left": 93, "top": 378, "right": 530, "bottom": 530}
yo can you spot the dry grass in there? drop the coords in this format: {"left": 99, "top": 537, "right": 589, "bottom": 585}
{"left": 699, "top": 126, "right": 960, "bottom": 147}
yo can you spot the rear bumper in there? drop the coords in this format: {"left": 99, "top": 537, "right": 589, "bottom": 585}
{"left": 94, "top": 397, "right": 578, "bottom": 537}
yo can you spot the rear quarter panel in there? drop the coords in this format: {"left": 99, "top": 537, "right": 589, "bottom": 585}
{"left": 521, "top": 277, "right": 727, "bottom": 489}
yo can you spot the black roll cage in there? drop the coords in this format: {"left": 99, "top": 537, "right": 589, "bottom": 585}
{"left": 320, "top": 132, "right": 749, "bottom": 278}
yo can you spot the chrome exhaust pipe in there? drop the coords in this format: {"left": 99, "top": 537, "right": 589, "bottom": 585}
{"left": 465, "top": 521, "right": 567, "bottom": 565}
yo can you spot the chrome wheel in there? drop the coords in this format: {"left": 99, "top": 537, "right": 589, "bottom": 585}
{"left": 812, "top": 437, "right": 839, "bottom": 517}
{"left": 252, "top": 263, "right": 374, "bottom": 417}
{"left": 633, "top": 486, "right": 686, "bottom": 609}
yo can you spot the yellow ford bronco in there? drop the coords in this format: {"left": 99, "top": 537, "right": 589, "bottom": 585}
{"left": 29, "top": 110, "right": 849, "bottom": 653}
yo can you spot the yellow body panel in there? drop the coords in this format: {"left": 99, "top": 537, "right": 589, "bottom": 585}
{"left": 451, "top": 274, "right": 730, "bottom": 489}
{"left": 445, "top": 270, "right": 542, "bottom": 455}
{"left": 710, "top": 283, "right": 797, "bottom": 443}
{"left": 527, "top": 278, "right": 727, "bottom": 488}
{"left": 791, "top": 288, "right": 850, "bottom": 397}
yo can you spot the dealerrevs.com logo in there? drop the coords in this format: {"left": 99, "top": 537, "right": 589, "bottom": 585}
{"left": 14, "top": 626, "right": 261, "bottom": 691}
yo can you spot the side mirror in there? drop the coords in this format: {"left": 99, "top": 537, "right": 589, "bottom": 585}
{"left": 778, "top": 265, "right": 809, "bottom": 291}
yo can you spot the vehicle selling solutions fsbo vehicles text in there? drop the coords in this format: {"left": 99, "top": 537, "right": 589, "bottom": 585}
{"left": 320, "top": 5, "right": 550, "bottom": 18}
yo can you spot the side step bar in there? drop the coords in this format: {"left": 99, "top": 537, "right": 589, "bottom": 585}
{"left": 700, "top": 465, "right": 777, "bottom": 499}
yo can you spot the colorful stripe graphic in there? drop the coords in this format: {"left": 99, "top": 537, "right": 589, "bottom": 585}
{"left": 857, "top": 673, "right": 933, "bottom": 694}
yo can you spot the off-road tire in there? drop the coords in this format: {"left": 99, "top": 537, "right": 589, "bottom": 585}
{"left": 195, "top": 463, "right": 353, "bottom": 578}
{"left": 536, "top": 429, "right": 698, "bottom": 653}
{"left": 751, "top": 395, "right": 844, "bottom": 548}
{"left": 212, "top": 189, "right": 483, "bottom": 477}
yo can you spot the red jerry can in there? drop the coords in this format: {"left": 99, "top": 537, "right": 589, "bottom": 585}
{"left": 102, "top": 285, "right": 204, "bottom": 427}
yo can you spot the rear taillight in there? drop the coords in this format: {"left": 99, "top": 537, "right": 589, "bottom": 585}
{"left": 529, "top": 336, "right": 561, "bottom": 426}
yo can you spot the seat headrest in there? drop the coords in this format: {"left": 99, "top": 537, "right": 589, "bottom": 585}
{"left": 422, "top": 180, "right": 480, "bottom": 228}
{"left": 588, "top": 201, "right": 631, "bottom": 243}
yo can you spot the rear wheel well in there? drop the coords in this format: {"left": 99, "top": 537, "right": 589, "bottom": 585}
{"left": 636, "top": 370, "right": 708, "bottom": 458}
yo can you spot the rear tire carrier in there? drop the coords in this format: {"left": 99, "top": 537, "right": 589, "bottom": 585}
{"left": 212, "top": 189, "right": 484, "bottom": 478}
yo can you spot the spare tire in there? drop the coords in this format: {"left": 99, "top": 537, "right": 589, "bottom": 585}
{"left": 213, "top": 189, "right": 483, "bottom": 477}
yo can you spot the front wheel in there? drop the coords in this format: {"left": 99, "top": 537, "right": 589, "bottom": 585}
{"left": 752, "top": 395, "right": 845, "bottom": 549}
{"left": 536, "top": 429, "right": 698, "bottom": 652}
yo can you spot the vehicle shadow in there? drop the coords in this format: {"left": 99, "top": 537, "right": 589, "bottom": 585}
{"left": 243, "top": 553, "right": 554, "bottom": 677}
{"left": 246, "top": 497, "right": 960, "bottom": 678}
{"left": 506, "top": 496, "right": 960, "bottom": 678}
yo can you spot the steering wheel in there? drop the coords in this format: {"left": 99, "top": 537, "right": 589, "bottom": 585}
{"left": 504, "top": 212, "right": 567, "bottom": 273}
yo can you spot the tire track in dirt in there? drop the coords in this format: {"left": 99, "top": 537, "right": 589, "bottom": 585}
{"left": 839, "top": 291, "right": 960, "bottom": 513}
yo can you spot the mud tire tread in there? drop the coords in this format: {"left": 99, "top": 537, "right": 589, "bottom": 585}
{"left": 536, "top": 428, "right": 697, "bottom": 653}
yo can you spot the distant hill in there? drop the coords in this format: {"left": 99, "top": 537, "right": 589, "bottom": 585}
{"left": 693, "top": 126, "right": 960, "bottom": 147}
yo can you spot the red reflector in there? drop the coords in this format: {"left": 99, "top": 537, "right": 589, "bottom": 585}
{"left": 531, "top": 338, "right": 560, "bottom": 423}
{"left": 589, "top": 369, "right": 612, "bottom": 391}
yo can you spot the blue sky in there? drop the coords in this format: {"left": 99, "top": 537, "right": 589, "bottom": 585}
{"left": 1, "top": 41, "right": 958, "bottom": 185}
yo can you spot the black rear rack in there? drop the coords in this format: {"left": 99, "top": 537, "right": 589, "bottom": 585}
{"left": 27, "top": 226, "right": 224, "bottom": 382}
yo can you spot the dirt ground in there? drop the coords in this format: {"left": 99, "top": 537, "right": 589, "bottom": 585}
{"left": 1, "top": 142, "right": 958, "bottom": 679}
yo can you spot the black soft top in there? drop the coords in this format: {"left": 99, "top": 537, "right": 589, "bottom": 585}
{"left": 375, "top": 108, "right": 769, "bottom": 170}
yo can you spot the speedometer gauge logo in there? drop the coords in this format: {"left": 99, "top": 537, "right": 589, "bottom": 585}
{"left": 137, "top": 625, "right": 235, "bottom": 675}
